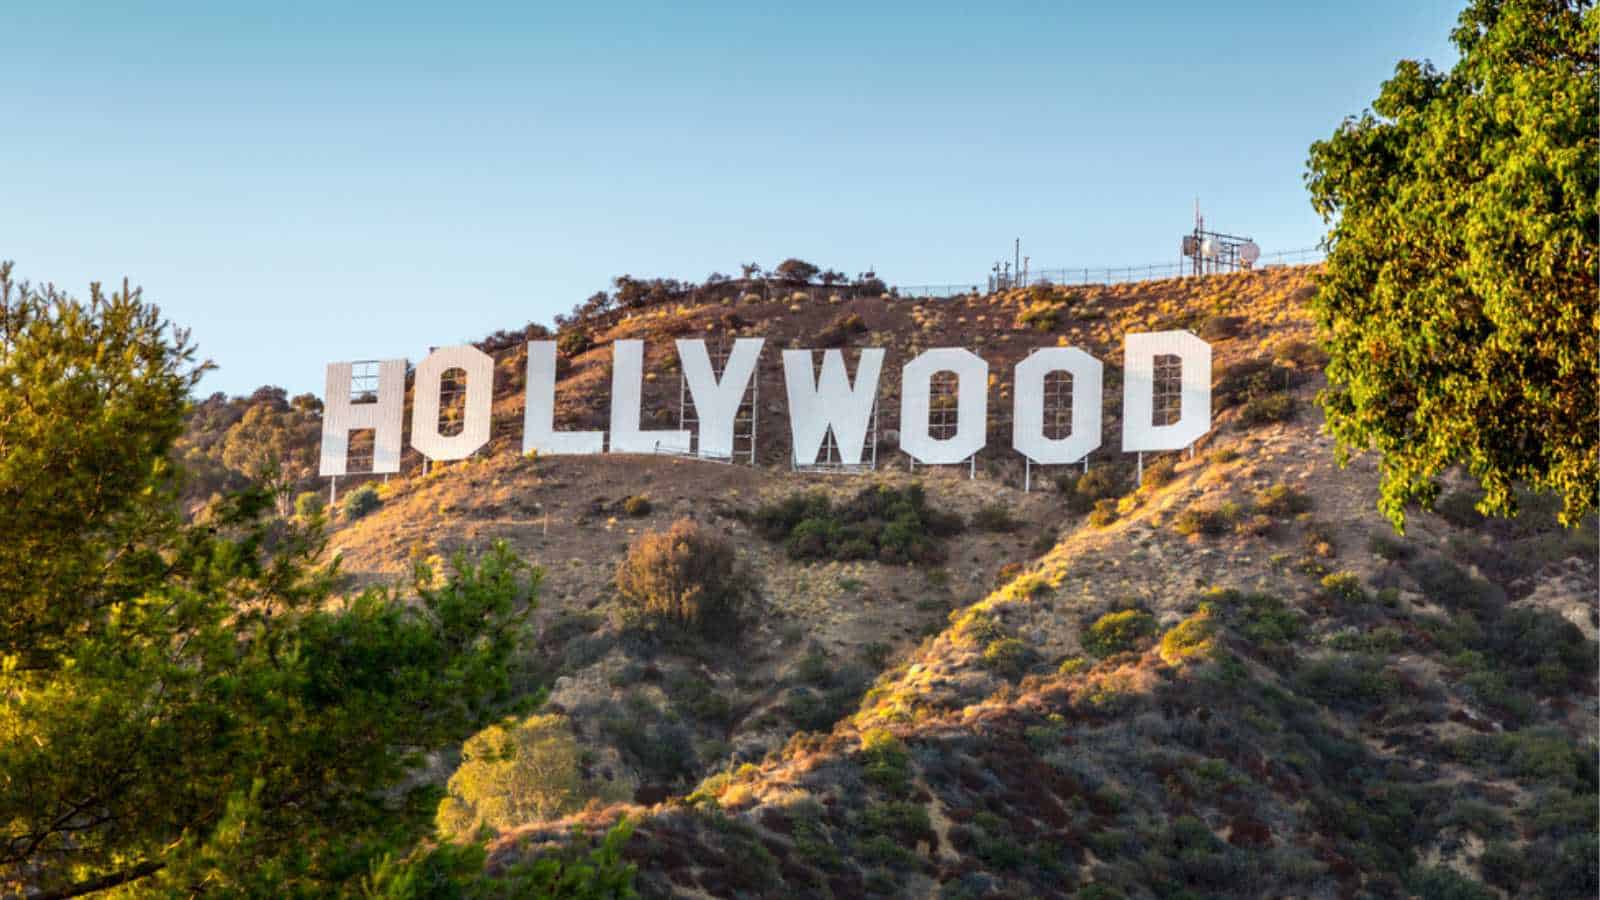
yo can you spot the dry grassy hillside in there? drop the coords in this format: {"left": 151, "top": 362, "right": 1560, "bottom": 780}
{"left": 313, "top": 267, "right": 1597, "bottom": 900}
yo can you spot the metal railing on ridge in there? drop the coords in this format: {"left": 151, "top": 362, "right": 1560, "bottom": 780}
{"left": 894, "top": 247, "right": 1325, "bottom": 299}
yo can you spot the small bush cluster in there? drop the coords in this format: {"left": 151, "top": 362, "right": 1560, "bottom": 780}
{"left": 816, "top": 312, "right": 869, "bottom": 348}
{"left": 951, "top": 608, "right": 1007, "bottom": 647}
{"left": 294, "top": 490, "right": 325, "bottom": 520}
{"left": 1295, "top": 654, "right": 1399, "bottom": 711}
{"left": 1016, "top": 301, "right": 1063, "bottom": 332}
{"left": 1240, "top": 392, "right": 1296, "bottom": 425}
{"left": 981, "top": 637, "right": 1031, "bottom": 678}
{"left": 1055, "top": 466, "right": 1128, "bottom": 514}
{"left": 1197, "top": 314, "right": 1246, "bottom": 340}
{"left": 1302, "top": 520, "right": 1339, "bottom": 558}
{"left": 1089, "top": 498, "right": 1119, "bottom": 527}
{"left": 1432, "top": 488, "right": 1486, "bottom": 528}
{"left": 1214, "top": 356, "right": 1297, "bottom": 408}
{"left": 1204, "top": 588, "right": 1304, "bottom": 646}
{"left": 1171, "top": 503, "right": 1239, "bottom": 536}
{"left": 616, "top": 518, "right": 747, "bottom": 635}
{"left": 556, "top": 327, "right": 594, "bottom": 357}
{"left": 1319, "top": 572, "right": 1368, "bottom": 605}
{"left": 971, "top": 502, "right": 1019, "bottom": 532}
{"left": 1159, "top": 605, "right": 1218, "bottom": 665}
{"left": 1255, "top": 483, "right": 1312, "bottom": 517}
{"left": 1140, "top": 457, "right": 1177, "bottom": 490}
{"left": 1215, "top": 355, "right": 1301, "bottom": 426}
{"left": 859, "top": 728, "right": 912, "bottom": 796}
{"left": 1083, "top": 609, "right": 1158, "bottom": 658}
{"left": 1368, "top": 530, "right": 1415, "bottom": 560}
{"left": 622, "top": 494, "right": 652, "bottom": 517}
{"left": 752, "top": 483, "right": 963, "bottom": 565}
{"left": 341, "top": 484, "right": 381, "bottom": 520}
{"left": 601, "top": 694, "right": 698, "bottom": 784}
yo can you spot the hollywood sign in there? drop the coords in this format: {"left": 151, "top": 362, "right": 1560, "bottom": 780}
{"left": 317, "top": 331, "right": 1211, "bottom": 476}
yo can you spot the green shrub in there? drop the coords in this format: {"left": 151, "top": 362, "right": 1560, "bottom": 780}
{"left": 666, "top": 671, "right": 734, "bottom": 725}
{"left": 556, "top": 327, "right": 594, "bottom": 357}
{"left": 601, "top": 700, "right": 697, "bottom": 783}
{"left": 972, "top": 502, "right": 1019, "bottom": 532}
{"left": 622, "top": 494, "right": 652, "bottom": 517}
{"left": 1083, "top": 609, "right": 1158, "bottom": 658}
{"left": 951, "top": 609, "right": 1006, "bottom": 647}
{"left": 1432, "top": 489, "right": 1486, "bottom": 528}
{"left": 862, "top": 801, "right": 933, "bottom": 846}
{"left": 1403, "top": 866, "right": 1496, "bottom": 900}
{"left": 616, "top": 518, "right": 747, "bottom": 635}
{"left": 981, "top": 637, "right": 1031, "bottom": 678}
{"left": 860, "top": 728, "right": 911, "bottom": 796}
{"left": 1221, "top": 591, "right": 1304, "bottom": 645}
{"left": 1057, "top": 656, "right": 1090, "bottom": 675}
{"left": 1057, "top": 466, "right": 1127, "bottom": 514}
{"left": 1159, "top": 605, "right": 1218, "bottom": 665}
{"left": 752, "top": 483, "right": 962, "bottom": 565}
{"left": 1477, "top": 841, "right": 1525, "bottom": 890}
{"left": 1215, "top": 357, "right": 1297, "bottom": 408}
{"left": 1453, "top": 729, "right": 1595, "bottom": 789}
{"left": 1240, "top": 392, "right": 1296, "bottom": 425}
{"left": 1367, "top": 530, "right": 1414, "bottom": 561}
{"left": 1172, "top": 504, "right": 1236, "bottom": 536}
{"left": 1255, "top": 483, "right": 1313, "bottom": 517}
{"left": 815, "top": 312, "right": 869, "bottom": 348}
{"left": 1327, "top": 625, "right": 1405, "bottom": 654}
{"left": 1198, "top": 314, "right": 1246, "bottom": 340}
{"left": 1303, "top": 520, "right": 1339, "bottom": 558}
{"left": 294, "top": 490, "right": 325, "bottom": 520}
{"left": 1089, "top": 498, "right": 1119, "bottom": 527}
{"left": 1319, "top": 572, "right": 1368, "bottom": 605}
{"left": 341, "top": 484, "right": 380, "bottom": 520}
{"left": 1408, "top": 555, "right": 1503, "bottom": 614}
{"left": 1486, "top": 607, "right": 1596, "bottom": 692}
{"left": 1296, "top": 655, "right": 1397, "bottom": 711}
{"left": 370, "top": 818, "right": 637, "bottom": 898}
{"left": 794, "top": 647, "right": 833, "bottom": 686}
{"left": 1440, "top": 798, "right": 1510, "bottom": 838}
{"left": 1140, "top": 457, "right": 1177, "bottom": 489}
{"left": 1016, "top": 301, "right": 1063, "bottom": 332}
{"left": 1236, "top": 512, "right": 1277, "bottom": 536}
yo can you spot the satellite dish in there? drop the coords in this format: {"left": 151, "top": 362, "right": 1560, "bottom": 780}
{"left": 1239, "top": 241, "right": 1261, "bottom": 265}
{"left": 1200, "top": 238, "right": 1220, "bottom": 259}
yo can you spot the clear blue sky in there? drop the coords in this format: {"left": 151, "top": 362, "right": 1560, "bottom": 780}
{"left": 2, "top": 1, "right": 1462, "bottom": 397}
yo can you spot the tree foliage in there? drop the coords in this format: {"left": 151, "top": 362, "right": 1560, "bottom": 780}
{"left": 0, "top": 263, "right": 555, "bottom": 897}
{"left": 773, "top": 258, "right": 821, "bottom": 284}
{"left": 365, "top": 819, "right": 638, "bottom": 900}
{"left": 615, "top": 518, "right": 747, "bottom": 635}
{"left": 438, "top": 714, "right": 625, "bottom": 840}
{"left": 1305, "top": 0, "right": 1598, "bottom": 530}
{"left": 177, "top": 385, "right": 323, "bottom": 513}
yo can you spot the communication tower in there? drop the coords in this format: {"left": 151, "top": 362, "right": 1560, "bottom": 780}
{"left": 1182, "top": 201, "right": 1260, "bottom": 276}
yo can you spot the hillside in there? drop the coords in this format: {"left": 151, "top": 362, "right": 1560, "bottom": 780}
{"left": 210, "top": 267, "right": 1598, "bottom": 898}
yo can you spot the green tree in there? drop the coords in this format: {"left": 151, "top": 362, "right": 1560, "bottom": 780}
{"left": 438, "top": 714, "right": 626, "bottom": 840}
{"left": 773, "top": 258, "right": 821, "bottom": 284}
{"left": 1305, "top": 0, "right": 1598, "bottom": 530}
{"left": 0, "top": 263, "right": 545, "bottom": 896}
{"left": 220, "top": 397, "right": 321, "bottom": 514}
